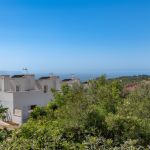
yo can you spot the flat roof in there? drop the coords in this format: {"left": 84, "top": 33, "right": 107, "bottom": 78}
{"left": 39, "top": 76, "right": 50, "bottom": 80}
{"left": 62, "top": 79, "right": 72, "bottom": 82}
{"left": 11, "top": 74, "right": 34, "bottom": 78}
{"left": 11, "top": 75, "right": 25, "bottom": 78}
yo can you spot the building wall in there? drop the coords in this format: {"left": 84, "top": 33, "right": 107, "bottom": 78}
{"left": 13, "top": 91, "right": 53, "bottom": 124}
{"left": 0, "top": 92, "right": 14, "bottom": 121}
{"left": 11, "top": 75, "right": 36, "bottom": 91}
{"left": 0, "top": 74, "right": 62, "bottom": 125}
{"left": 0, "top": 75, "right": 37, "bottom": 92}
{"left": 56, "top": 78, "right": 62, "bottom": 90}
{"left": 0, "top": 78, "right": 3, "bottom": 91}
{"left": 37, "top": 77, "right": 61, "bottom": 92}
{"left": 12, "top": 115, "right": 22, "bottom": 125}
{"left": 62, "top": 79, "right": 80, "bottom": 87}
{"left": 4, "top": 77, "right": 12, "bottom": 92}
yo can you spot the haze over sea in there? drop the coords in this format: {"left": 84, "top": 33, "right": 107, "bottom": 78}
{"left": 35, "top": 71, "right": 150, "bottom": 81}
{"left": 1, "top": 70, "right": 150, "bottom": 82}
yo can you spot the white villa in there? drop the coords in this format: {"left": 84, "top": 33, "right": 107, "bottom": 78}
{"left": 62, "top": 78, "right": 80, "bottom": 86}
{"left": 0, "top": 74, "right": 61, "bottom": 125}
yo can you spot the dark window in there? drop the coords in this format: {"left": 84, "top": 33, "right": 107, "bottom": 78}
{"left": 31, "top": 105, "right": 37, "bottom": 110}
{"left": 44, "top": 85, "right": 48, "bottom": 93}
{"left": 16, "top": 85, "right": 20, "bottom": 92}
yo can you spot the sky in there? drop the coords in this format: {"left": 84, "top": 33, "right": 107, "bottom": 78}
{"left": 0, "top": 0, "right": 150, "bottom": 75}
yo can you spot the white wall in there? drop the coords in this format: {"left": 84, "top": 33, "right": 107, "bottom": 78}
{"left": 13, "top": 91, "right": 52, "bottom": 109}
{"left": 38, "top": 77, "right": 61, "bottom": 92}
{"left": 10, "top": 75, "right": 36, "bottom": 91}
{"left": 0, "top": 75, "right": 37, "bottom": 92}
{"left": 62, "top": 79, "right": 80, "bottom": 87}
{"left": 13, "top": 91, "right": 53, "bottom": 124}
{"left": 0, "top": 92, "right": 13, "bottom": 121}
{"left": 0, "top": 78, "right": 3, "bottom": 91}
{"left": 12, "top": 115, "right": 22, "bottom": 125}
{"left": 0, "top": 75, "right": 62, "bottom": 124}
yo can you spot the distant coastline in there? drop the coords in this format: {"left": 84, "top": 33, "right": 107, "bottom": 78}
{"left": 1, "top": 70, "right": 150, "bottom": 82}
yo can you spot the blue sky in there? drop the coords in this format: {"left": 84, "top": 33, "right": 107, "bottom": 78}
{"left": 0, "top": 0, "right": 150, "bottom": 74}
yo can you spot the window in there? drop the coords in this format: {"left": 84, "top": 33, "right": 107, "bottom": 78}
{"left": 16, "top": 85, "right": 20, "bottom": 92}
{"left": 31, "top": 105, "right": 36, "bottom": 110}
{"left": 43, "top": 85, "right": 48, "bottom": 93}
{"left": 28, "top": 105, "right": 37, "bottom": 113}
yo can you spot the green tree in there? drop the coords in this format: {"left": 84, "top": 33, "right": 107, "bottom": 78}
{"left": 0, "top": 105, "right": 8, "bottom": 120}
{"left": 1, "top": 76, "right": 150, "bottom": 149}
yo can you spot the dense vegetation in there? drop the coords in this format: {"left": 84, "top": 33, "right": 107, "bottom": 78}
{"left": 110, "top": 75, "right": 150, "bottom": 85}
{"left": 1, "top": 75, "right": 150, "bottom": 149}
{"left": 0, "top": 105, "right": 10, "bottom": 142}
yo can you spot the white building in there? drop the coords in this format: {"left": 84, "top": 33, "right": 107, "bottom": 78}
{"left": 0, "top": 74, "right": 61, "bottom": 125}
{"left": 62, "top": 78, "right": 80, "bottom": 87}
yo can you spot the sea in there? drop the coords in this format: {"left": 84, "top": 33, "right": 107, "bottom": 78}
{"left": 35, "top": 72, "right": 150, "bottom": 82}
{"left": 1, "top": 71, "right": 150, "bottom": 82}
